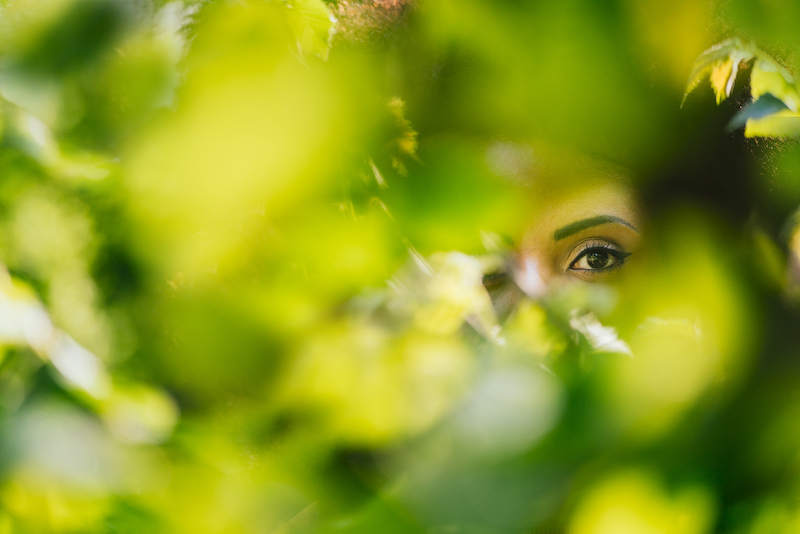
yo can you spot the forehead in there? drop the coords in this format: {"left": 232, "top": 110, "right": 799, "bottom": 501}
{"left": 488, "top": 141, "right": 640, "bottom": 245}
{"left": 533, "top": 182, "right": 639, "bottom": 238}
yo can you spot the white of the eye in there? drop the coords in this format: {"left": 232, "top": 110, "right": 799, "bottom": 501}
{"left": 571, "top": 250, "right": 620, "bottom": 270}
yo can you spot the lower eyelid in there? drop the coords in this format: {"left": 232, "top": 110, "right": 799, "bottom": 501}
{"left": 568, "top": 260, "right": 628, "bottom": 280}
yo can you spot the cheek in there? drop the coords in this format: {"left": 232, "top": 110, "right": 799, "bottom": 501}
{"left": 566, "top": 269, "right": 616, "bottom": 283}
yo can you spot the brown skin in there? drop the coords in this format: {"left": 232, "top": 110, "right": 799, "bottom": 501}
{"left": 516, "top": 182, "right": 640, "bottom": 295}
{"left": 509, "top": 147, "right": 641, "bottom": 297}
{"left": 483, "top": 144, "right": 641, "bottom": 318}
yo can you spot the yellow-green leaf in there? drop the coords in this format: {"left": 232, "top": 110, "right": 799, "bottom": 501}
{"left": 285, "top": 0, "right": 337, "bottom": 60}
{"left": 751, "top": 57, "right": 800, "bottom": 112}
{"left": 684, "top": 38, "right": 753, "bottom": 104}
{"left": 709, "top": 58, "right": 733, "bottom": 104}
{"left": 744, "top": 109, "right": 800, "bottom": 138}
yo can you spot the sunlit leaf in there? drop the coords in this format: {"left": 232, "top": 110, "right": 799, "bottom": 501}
{"left": 683, "top": 38, "right": 753, "bottom": 104}
{"left": 570, "top": 470, "right": 715, "bottom": 534}
{"left": 285, "top": 0, "right": 337, "bottom": 60}
{"left": 728, "top": 93, "right": 789, "bottom": 131}
{"left": 751, "top": 56, "right": 800, "bottom": 111}
{"left": 688, "top": 39, "right": 800, "bottom": 137}
{"left": 744, "top": 108, "right": 800, "bottom": 137}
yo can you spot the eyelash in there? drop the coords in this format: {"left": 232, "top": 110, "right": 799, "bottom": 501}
{"left": 568, "top": 240, "right": 631, "bottom": 273}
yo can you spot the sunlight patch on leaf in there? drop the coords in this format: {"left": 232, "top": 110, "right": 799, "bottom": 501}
{"left": 570, "top": 470, "right": 715, "bottom": 534}
{"left": 728, "top": 93, "right": 789, "bottom": 131}
{"left": 751, "top": 57, "right": 800, "bottom": 112}
{"left": 744, "top": 109, "right": 800, "bottom": 138}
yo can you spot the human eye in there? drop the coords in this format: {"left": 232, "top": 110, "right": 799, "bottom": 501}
{"left": 567, "top": 240, "right": 631, "bottom": 275}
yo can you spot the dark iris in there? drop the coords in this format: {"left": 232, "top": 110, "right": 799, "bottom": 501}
{"left": 586, "top": 251, "right": 610, "bottom": 269}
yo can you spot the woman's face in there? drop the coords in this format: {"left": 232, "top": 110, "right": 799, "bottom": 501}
{"left": 515, "top": 171, "right": 641, "bottom": 297}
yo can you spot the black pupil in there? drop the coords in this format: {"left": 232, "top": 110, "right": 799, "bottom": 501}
{"left": 586, "top": 251, "right": 610, "bottom": 269}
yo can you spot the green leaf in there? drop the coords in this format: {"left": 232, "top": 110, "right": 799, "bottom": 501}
{"left": 684, "top": 38, "right": 753, "bottom": 105}
{"left": 686, "top": 40, "right": 800, "bottom": 137}
{"left": 728, "top": 93, "right": 789, "bottom": 132}
{"left": 744, "top": 109, "right": 800, "bottom": 137}
{"left": 285, "top": 0, "right": 337, "bottom": 60}
{"left": 751, "top": 57, "right": 800, "bottom": 112}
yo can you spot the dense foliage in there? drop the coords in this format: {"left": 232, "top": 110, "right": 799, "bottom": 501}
{"left": 1, "top": 0, "right": 800, "bottom": 533}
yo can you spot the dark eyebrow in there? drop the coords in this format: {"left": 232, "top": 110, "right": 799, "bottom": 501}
{"left": 553, "top": 215, "right": 638, "bottom": 241}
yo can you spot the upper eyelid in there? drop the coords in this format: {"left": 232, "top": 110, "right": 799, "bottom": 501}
{"left": 570, "top": 248, "right": 630, "bottom": 266}
{"left": 568, "top": 239, "right": 624, "bottom": 259}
